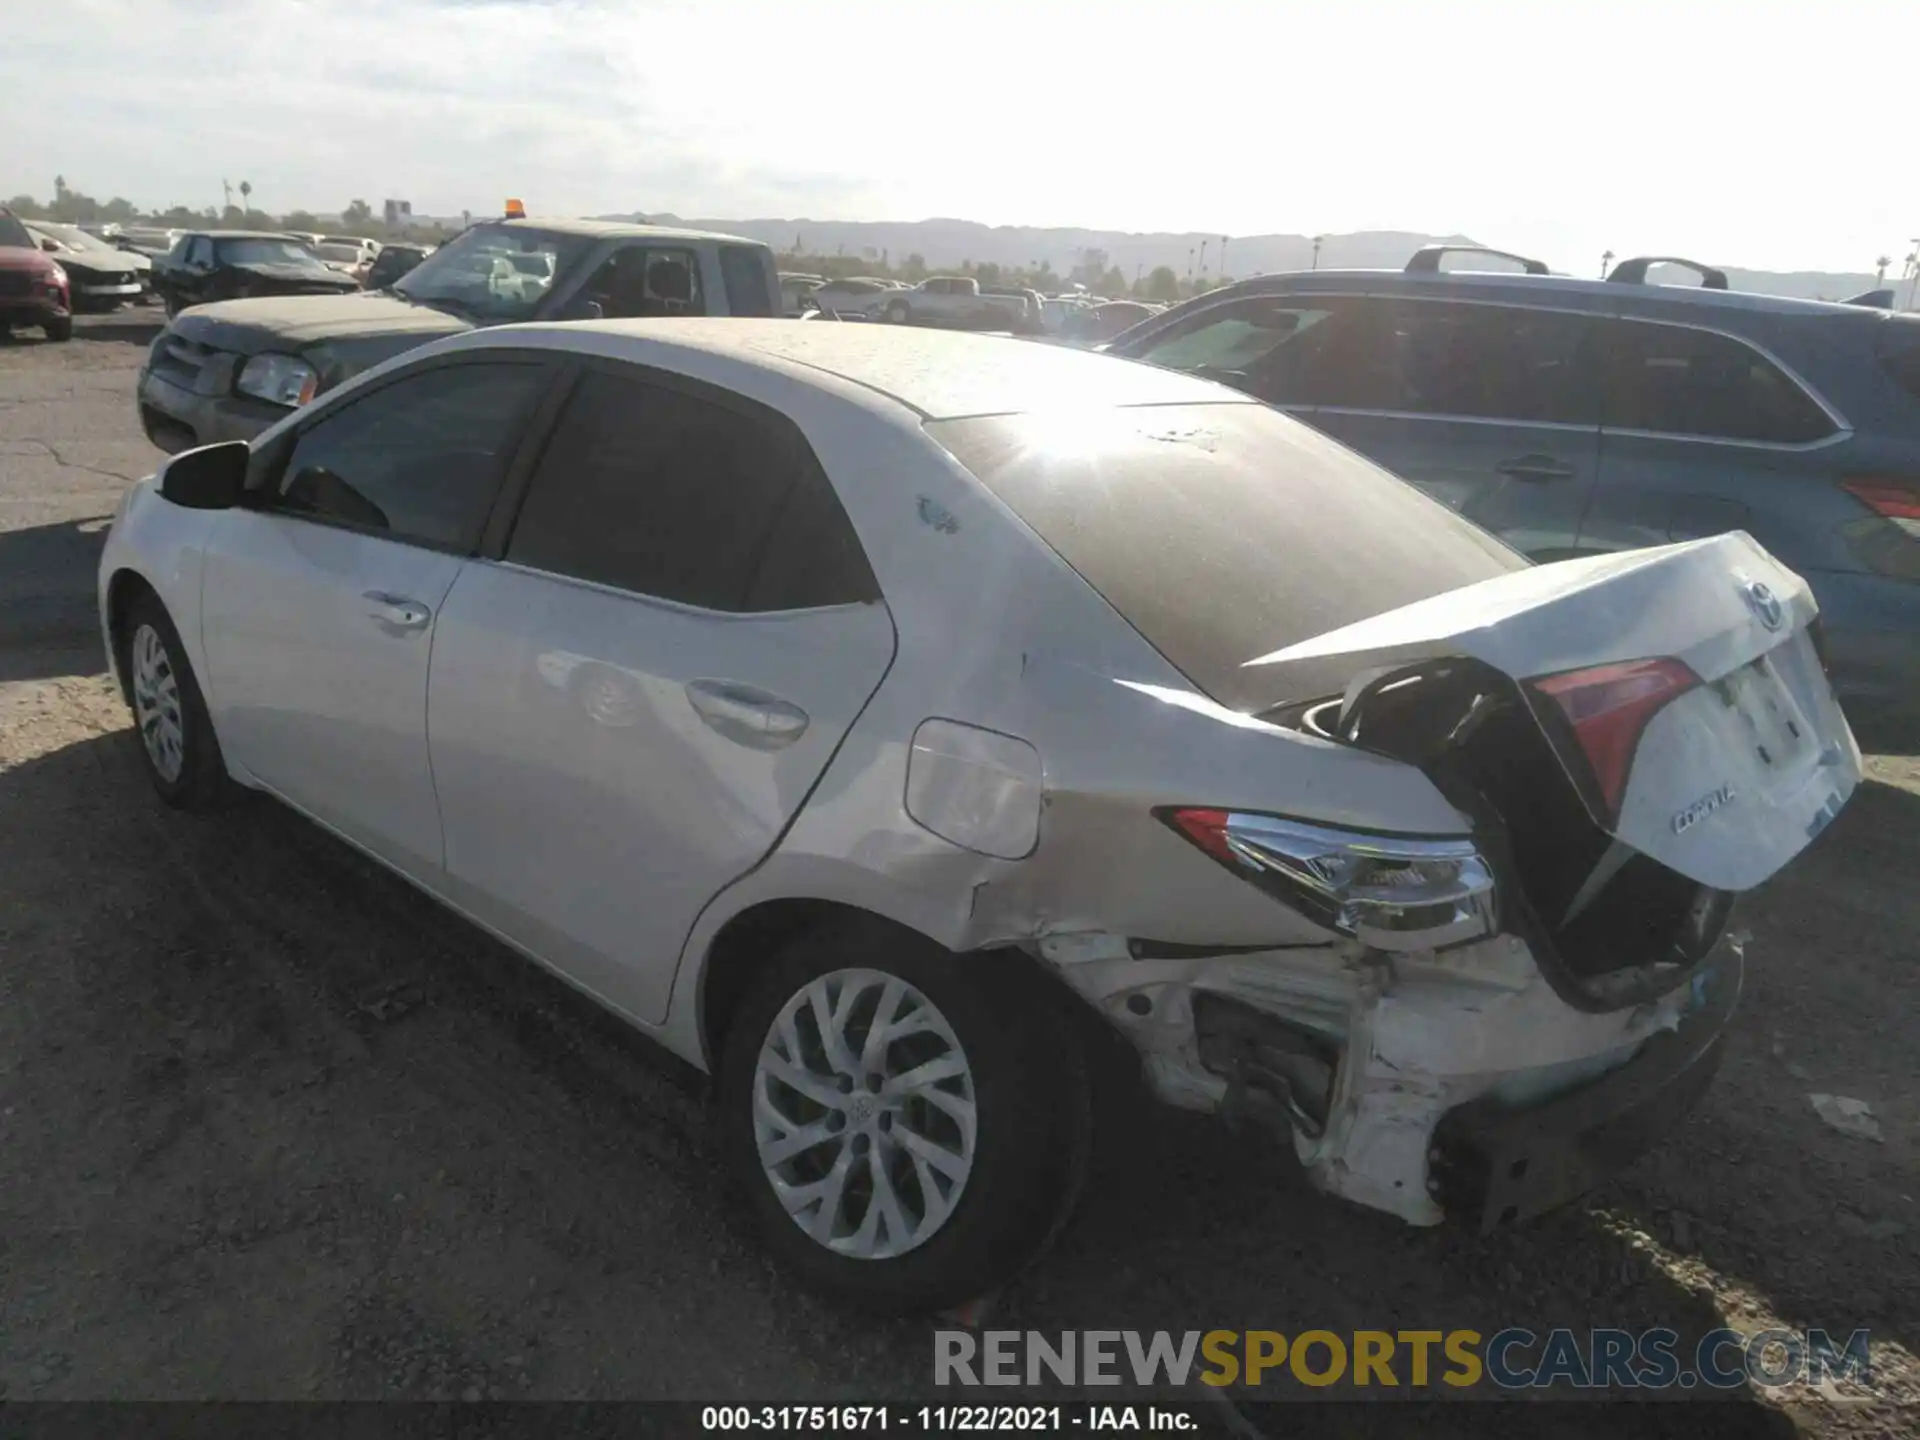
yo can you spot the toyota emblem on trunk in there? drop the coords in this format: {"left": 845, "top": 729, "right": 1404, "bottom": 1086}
{"left": 1742, "top": 579, "right": 1784, "bottom": 631}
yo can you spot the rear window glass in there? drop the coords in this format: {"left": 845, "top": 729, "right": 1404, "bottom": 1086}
{"left": 0, "top": 212, "right": 33, "bottom": 249}
{"left": 928, "top": 404, "right": 1528, "bottom": 710}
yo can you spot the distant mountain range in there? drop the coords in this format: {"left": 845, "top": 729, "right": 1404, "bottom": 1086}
{"left": 602, "top": 214, "right": 1896, "bottom": 304}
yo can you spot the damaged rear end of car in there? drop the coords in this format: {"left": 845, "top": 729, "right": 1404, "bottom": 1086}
{"left": 931, "top": 403, "right": 1861, "bottom": 1231}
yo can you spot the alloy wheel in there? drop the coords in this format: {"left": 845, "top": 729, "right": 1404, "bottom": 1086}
{"left": 130, "top": 623, "right": 186, "bottom": 784}
{"left": 752, "top": 967, "right": 977, "bottom": 1260}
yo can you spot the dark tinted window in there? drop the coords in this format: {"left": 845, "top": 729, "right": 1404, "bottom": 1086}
{"left": 0, "top": 211, "right": 32, "bottom": 248}
{"left": 1312, "top": 299, "right": 1600, "bottom": 424}
{"left": 1881, "top": 318, "right": 1920, "bottom": 404}
{"left": 276, "top": 362, "right": 544, "bottom": 549}
{"left": 1602, "top": 319, "right": 1835, "bottom": 443}
{"left": 577, "top": 246, "right": 705, "bottom": 319}
{"left": 186, "top": 237, "right": 214, "bottom": 267}
{"left": 929, "top": 404, "right": 1528, "bottom": 710}
{"left": 1129, "top": 299, "right": 1342, "bottom": 405}
{"left": 720, "top": 245, "right": 777, "bottom": 316}
{"left": 507, "top": 370, "right": 876, "bottom": 612}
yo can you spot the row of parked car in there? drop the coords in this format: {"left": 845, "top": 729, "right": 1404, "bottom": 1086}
{"left": 99, "top": 233, "right": 1871, "bottom": 1311}
{"left": 780, "top": 270, "right": 1167, "bottom": 345}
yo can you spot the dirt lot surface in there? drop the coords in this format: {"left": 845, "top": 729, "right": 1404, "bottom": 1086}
{"left": 1, "top": 316, "right": 1916, "bottom": 1435}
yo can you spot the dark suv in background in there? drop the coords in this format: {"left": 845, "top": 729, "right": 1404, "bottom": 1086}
{"left": 1108, "top": 247, "right": 1920, "bottom": 738}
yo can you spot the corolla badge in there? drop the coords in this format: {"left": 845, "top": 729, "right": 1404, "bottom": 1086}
{"left": 1741, "top": 578, "right": 1784, "bottom": 632}
{"left": 1672, "top": 784, "right": 1736, "bottom": 835}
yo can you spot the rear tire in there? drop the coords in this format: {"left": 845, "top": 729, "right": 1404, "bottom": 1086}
{"left": 718, "top": 923, "right": 1087, "bottom": 1313}
{"left": 44, "top": 315, "right": 73, "bottom": 343}
{"left": 884, "top": 300, "right": 910, "bottom": 324}
{"left": 118, "top": 592, "right": 234, "bottom": 810}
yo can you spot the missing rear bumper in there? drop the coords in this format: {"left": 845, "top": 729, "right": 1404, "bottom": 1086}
{"left": 1040, "top": 928, "right": 1740, "bottom": 1228}
{"left": 1431, "top": 952, "right": 1740, "bottom": 1231}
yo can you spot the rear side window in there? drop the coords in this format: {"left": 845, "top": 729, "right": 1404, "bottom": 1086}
{"left": 506, "top": 369, "right": 877, "bottom": 612}
{"left": 275, "top": 361, "right": 546, "bottom": 550}
{"left": 1312, "top": 299, "right": 1601, "bottom": 425}
{"left": 719, "top": 245, "right": 777, "bottom": 316}
{"left": 1601, "top": 319, "right": 1834, "bottom": 444}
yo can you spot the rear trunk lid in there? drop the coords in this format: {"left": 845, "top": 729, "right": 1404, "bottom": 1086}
{"left": 1247, "top": 532, "right": 1860, "bottom": 894}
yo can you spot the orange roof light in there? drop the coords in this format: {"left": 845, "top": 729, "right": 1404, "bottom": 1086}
{"left": 504, "top": 198, "right": 526, "bottom": 219}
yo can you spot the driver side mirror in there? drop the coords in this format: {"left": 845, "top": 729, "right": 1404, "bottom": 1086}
{"left": 158, "top": 441, "right": 250, "bottom": 510}
{"left": 39, "top": 237, "right": 59, "bottom": 252}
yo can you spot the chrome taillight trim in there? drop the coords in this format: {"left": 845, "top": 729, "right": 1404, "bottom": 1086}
{"left": 1217, "top": 812, "right": 1497, "bottom": 952}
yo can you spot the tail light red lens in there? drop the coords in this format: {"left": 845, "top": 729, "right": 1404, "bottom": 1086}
{"left": 1166, "top": 806, "right": 1236, "bottom": 865}
{"left": 1527, "top": 658, "right": 1699, "bottom": 825}
{"left": 1841, "top": 477, "right": 1920, "bottom": 538}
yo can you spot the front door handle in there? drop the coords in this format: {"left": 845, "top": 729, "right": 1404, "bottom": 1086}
{"left": 1495, "top": 453, "right": 1576, "bottom": 481}
{"left": 685, "top": 679, "right": 810, "bottom": 751}
{"left": 363, "top": 591, "right": 432, "bottom": 632}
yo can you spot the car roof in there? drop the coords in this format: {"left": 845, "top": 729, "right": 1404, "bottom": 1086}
{"left": 466, "top": 318, "right": 1250, "bottom": 420}
{"left": 498, "top": 216, "right": 762, "bottom": 246}
{"left": 1218, "top": 266, "right": 1879, "bottom": 320}
{"left": 196, "top": 230, "right": 303, "bottom": 241}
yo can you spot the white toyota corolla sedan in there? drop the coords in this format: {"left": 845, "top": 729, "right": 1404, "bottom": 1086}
{"left": 99, "top": 320, "right": 1860, "bottom": 1311}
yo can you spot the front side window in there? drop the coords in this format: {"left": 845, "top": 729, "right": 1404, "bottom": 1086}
{"left": 575, "top": 246, "right": 706, "bottom": 319}
{"left": 506, "top": 369, "right": 876, "bottom": 612}
{"left": 1601, "top": 319, "right": 1835, "bottom": 444}
{"left": 393, "top": 223, "right": 598, "bottom": 322}
{"left": 185, "top": 237, "right": 214, "bottom": 267}
{"left": 274, "top": 361, "right": 546, "bottom": 550}
{"left": 1309, "top": 299, "right": 1600, "bottom": 425}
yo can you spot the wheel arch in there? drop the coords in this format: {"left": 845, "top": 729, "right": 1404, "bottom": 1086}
{"left": 696, "top": 897, "right": 945, "bottom": 1072}
{"left": 104, "top": 566, "right": 163, "bottom": 704}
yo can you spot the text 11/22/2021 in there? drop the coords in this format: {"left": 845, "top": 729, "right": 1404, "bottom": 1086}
{"left": 700, "top": 1405, "right": 1200, "bottom": 1432}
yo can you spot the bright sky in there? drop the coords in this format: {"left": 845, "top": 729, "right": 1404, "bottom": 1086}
{"left": 3, "top": 0, "right": 1914, "bottom": 274}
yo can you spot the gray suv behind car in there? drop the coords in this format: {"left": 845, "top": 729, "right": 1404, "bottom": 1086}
{"left": 1107, "top": 247, "right": 1920, "bottom": 738}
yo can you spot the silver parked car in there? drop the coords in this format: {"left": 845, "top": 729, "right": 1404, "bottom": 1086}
{"left": 99, "top": 321, "right": 1858, "bottom": 1311}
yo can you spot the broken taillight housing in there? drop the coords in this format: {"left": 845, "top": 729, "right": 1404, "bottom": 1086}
{"left": 1160, "top": 808, "right": 1496, "bottom": 951}
{"left": 1525, "top": 658, "right": 1699, "bottom": 827}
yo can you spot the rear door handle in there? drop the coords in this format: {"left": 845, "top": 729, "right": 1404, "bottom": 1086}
{"left": 685, "top": 679, "right": 810, "bottom": 751}
{"left": 363, "top": 591, "right": 432, "bottom": 632}
{"left": 1495, "top": 453, "right": 1576, "bottom": 481}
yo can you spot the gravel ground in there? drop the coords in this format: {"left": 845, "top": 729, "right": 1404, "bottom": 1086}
{"left": 0, "top": 316, "right": 1915, "bottom": 1435}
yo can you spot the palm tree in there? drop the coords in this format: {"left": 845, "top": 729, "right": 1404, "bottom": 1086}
{"left": 1875, "top": 255, "right": 1892, "bottom": 286}
{"left": 239, "top": 180, "right": 253, "bottom": 213}
{"left": 1601, "top": 248, "right": 1615, "bottom": 278}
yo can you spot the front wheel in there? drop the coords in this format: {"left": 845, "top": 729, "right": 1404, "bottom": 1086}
{"left": 119, "top": 592, "right": 234, "bottom": 809}
{"left": 718, "top": 926, "right": 1087, "bottom": 1312}
{"left": 884, "top": 300, "right": 910, "bottom": 324}
{"left": 43, "top": 314, "right": 73, "bottom": 343}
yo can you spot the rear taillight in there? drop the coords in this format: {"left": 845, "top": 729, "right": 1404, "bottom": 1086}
{"left": 1526, "top": 658, "right": 1699, "bottom": 826}
{"left": 1841, "top": 477, "right": 1920, "bottom": 539}
{"left": 1158, "top": 808, "right": 1496, "bottom": 951}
